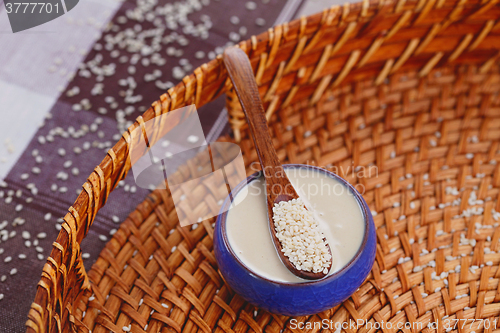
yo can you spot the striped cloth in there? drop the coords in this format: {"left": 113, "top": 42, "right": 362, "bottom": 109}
{"left": 0, "top": 0, "right": 309, "bottom": 331}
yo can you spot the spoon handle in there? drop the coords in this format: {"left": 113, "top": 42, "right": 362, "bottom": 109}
{"left": 223, "top": 47, "right": 292, "bottom": 201}
{"left": 223, "top": 47, "right": 330, "bottom": 280}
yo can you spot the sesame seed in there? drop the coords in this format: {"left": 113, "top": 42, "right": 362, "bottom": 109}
{"left": 230, "top": 16, "right": 240, "bottom": 25}
{"left": 4, "top": 256, "right": 12, "bottom": 263}
{"left": 37, "top": 253, "right": 44, "bottom": 261}
{"left": 245, "top": 1, "right": 257, "bottom": 10}
{"left": 44, "top": 213, "right": 51, "bottom": 221}
{"left": 82, "top": 253, "right": 90, "bottom": 259}
{"left": 195, "top": 51, "right": 205, "bottom": 59}
{"left": 10, "top": 268, "right": 17, "bottom": 275}
{"left": 37, "top": 232, "right": 47, "bottom": 239}
{"left": 255, "top": 18, "right": 266, "bottom": 26}
{"left": 99, "top": 235, "right": 107, "bottom": 242}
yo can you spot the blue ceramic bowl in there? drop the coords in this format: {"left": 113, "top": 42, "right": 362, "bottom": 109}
{"left": 214, "top": 164, "right": 376, "bottom": 316}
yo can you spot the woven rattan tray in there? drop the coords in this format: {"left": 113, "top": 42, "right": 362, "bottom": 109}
{"left": 27, "top": 0, "right": 500, "bottom": 332}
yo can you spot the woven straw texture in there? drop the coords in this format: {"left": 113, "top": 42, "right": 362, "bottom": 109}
{"left": 27, "top": 0, "right": 500, "bottom": 332}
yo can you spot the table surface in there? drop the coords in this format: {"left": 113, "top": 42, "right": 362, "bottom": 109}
{"left": 0, "top": 0, "right": 352, "bottom": 331}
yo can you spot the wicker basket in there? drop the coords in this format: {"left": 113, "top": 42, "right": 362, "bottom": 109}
{"left": 27, "top": 0, "right": 500, "bottom": 332}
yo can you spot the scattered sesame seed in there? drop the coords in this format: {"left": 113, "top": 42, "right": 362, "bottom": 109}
{"left": 255, "top": 17, "right": 266, "bottom": 26}
{"left": 245, "top": 1, "right": 257, "bottom": 10}
{"left": 230, "top": 16, "right": 240, "bottom": 25}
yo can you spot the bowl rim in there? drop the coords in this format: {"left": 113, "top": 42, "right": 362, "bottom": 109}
{"left": 217, "top": 163, "right": 373, "bottom": 286}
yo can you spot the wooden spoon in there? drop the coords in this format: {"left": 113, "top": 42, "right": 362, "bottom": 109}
{"left": 223, "top": 47, "right": 332, "bottom": 280}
